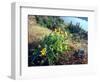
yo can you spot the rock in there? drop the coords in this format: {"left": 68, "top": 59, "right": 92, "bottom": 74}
{"left": 78, "top": 48, "right": 84, "bottom": 59}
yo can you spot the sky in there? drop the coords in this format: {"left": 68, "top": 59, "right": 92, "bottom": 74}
{"left": 61, "top": 16, "right": 88, "bottom": 31}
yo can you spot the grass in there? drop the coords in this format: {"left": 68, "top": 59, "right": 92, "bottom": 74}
{"left": 28, "top": 25, "right": 52, "bottom": 43}
{"left": 28, "top": 20, "right": 52, "bottom": 45}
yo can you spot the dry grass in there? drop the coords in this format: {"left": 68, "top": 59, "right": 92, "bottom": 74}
{"left": 28, "top": 25, "right": 52, "bottom": 44}
{"left": 28, "top": 15, "right": 52, "bottom": 45}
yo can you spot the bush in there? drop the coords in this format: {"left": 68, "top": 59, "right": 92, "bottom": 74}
{"left": 35, "top": 16, "right": 64, "bottom": 30}
{"left": 40, "top": 28, "right": 70, "bottom": 65}
{"left": 65, "top": 22, "right": 88, "bottom": 40}
{"left": 29, "top": 28, "right": 72, "bottom": 66}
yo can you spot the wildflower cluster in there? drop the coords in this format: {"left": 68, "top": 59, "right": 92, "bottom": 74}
{"left": 31, "top": 28, "right": 70, "bottom": 65}
{"left": 39, "top": 28, "right": 70, "bottom": 65}
{"left": 54, "top": 28, "right": 67, "bottom": 37}
{"left": 40, "top": 48, "right": 46, "bottom": 57}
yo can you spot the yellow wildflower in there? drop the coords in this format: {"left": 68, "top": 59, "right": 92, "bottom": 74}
{"left": 61, "top": 34, "right": 64, "bottom": 38}
{"left": 54, "top": 28, "right": 57, "bottom": 32}
{"left": 54, "top": 28, "right": 65, "bottom": 36}
{"left": 40, "top": 48, "right": 46, "bottom": 56}
{"left": 56, "top": 31, "right": 60, "bottom": 35}
{"left": 60, "top": 30, "right": 64, "bottom": 34}
{"left": 64, "top": 32, "right": 67, "bottom": 36}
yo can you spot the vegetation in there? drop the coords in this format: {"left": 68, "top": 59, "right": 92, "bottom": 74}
{"left": 77, "top": 17, "right": 88, "bottom": 21}
{"left": 28, "top": 15, "right": 88, "bottom": 66}
{"left": 65, "top": 22, "right": 88, "bottom": 41}
{"left": 35, "top": 16, "right": 64, "bottom": 30}
{"left": 40, "top": 28, "right": 71, "bottom": 65}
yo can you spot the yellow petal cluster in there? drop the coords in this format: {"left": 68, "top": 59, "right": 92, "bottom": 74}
{"left": 54, "top": 28, "right": 67, "bottom": 37}
{"left": 40, "top": 48, "right": 46, "bottom": 56}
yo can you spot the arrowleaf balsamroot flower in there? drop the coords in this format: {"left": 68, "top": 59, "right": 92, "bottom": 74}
{"left": 40, "top": 48, "right": 46, "bottom": 57}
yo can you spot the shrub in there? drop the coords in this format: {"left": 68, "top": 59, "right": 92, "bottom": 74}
{"left": 29, "top": 28, "right": 72, "bottom": 66}
{"left": 35, "top": 16, "right": 64, "bottom": 30}
{"left": 65, "top": 22, "right": 88, "bottom": 40}
{"left": 40, "top": 28, "right": 70, "bottom": 65}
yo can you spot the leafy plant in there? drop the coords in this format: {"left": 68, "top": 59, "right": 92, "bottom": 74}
{"left": 40, "top": 28, "right": 70, "bottom": 65}
{"left": 29, "top": 47, "right": 49, "bottom": 66}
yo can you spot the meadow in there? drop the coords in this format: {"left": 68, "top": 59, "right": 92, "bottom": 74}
{"left": 28, "top": 15, "right": 88, "bottom": 66}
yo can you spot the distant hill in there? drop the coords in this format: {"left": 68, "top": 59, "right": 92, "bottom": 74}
{"left": 77, "top": 17, "right": 88, "bottom": 21}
